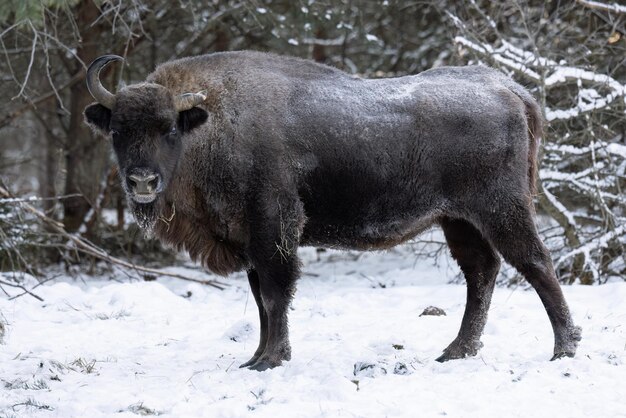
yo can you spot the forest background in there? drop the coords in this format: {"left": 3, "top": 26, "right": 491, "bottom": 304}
{"left": 0, "top": 0, "right": 624, "bottom": 290}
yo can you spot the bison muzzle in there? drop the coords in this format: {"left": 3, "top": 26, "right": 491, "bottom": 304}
{"left": 84, "top": 51, "right": 581, "bottom": 371}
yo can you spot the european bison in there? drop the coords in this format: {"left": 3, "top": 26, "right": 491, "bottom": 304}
{"left": 84, "top": 51, "right": 581, "bottom": 371}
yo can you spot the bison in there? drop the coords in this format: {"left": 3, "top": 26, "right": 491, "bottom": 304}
{"left": 84, "top": 51, "right": 581, "bottom": 371}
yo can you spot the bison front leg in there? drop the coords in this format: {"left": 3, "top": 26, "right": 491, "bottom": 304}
{"left": 239, "top": 269, "right": 269, "bottom": 368}
{"left": 243, "top": 191, "right": 303, "bottom": 371}
{"left": 247, "top": 263, "right": 297, "bottom": 371}
{"left": 244, "top": 251, "right": 298, "bottom": 371}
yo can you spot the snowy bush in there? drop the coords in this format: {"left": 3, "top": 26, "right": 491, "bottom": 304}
{"left": 0, "top": 198, "right": 38, "bottom": 274}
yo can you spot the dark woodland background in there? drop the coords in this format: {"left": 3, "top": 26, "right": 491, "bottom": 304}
{"left": 0, "top": 0, "right": 624, "bottom": 286}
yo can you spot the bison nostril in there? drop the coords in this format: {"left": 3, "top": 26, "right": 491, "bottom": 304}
{"left": 147, "top": 175, "right": 159, "bottom": 190}
{"left": 128, "top": 178, "right": 137, "bottom": 189}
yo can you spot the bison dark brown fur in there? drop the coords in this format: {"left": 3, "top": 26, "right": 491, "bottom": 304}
{"left": 84, "top": 51, "right": 581, "bottom": 371}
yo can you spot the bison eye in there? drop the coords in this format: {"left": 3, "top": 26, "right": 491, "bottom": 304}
{"left": 164, "top": 126, "right": 177, "bottom": 146}
{"left": 110, "top": 129, "right": 122, "bottom": 146}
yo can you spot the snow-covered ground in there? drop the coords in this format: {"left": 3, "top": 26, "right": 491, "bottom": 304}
{"left": 0, "top": 240, "right": 624, "bottom": 418}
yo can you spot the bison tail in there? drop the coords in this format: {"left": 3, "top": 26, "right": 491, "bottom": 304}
{"left": 504, "top": 80, "right": 543, "bottom": 199}
{"left": 524, "top": 97, "right": 542, "bottom": 198}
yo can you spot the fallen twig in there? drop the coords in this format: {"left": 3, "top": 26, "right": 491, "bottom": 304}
{"left": 0, "top": 278, "right": 44, "bottom": 302}
{"left": 0, "top": 193, "right": 82, "bottom": 204}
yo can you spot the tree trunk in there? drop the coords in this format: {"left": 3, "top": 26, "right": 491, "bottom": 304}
{"left": 312, "top": 29, "right": 328, "bottom": 63}
{"left": 37, "top": 100, "right": 58, "bottom": 216}
{"left": 63, "top": 0, "right": 110, "bottom": 234}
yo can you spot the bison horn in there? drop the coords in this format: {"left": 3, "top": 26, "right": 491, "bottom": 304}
{"left": 86, "top": 54, "right": 124, "bottom": 109}
{"left": 174, "top": 91, "right": 207, "bottom": 112}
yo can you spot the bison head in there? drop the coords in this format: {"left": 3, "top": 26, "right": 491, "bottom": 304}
{"left": 83, "top": 55, "right": 208, "bottom": 229}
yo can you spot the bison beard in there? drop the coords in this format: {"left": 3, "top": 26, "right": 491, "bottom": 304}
{"left": 128, "top": 199, "right": 161, "bottom": 234}
{"left": 83, "top": 51, "right": 582, "bottom": 371}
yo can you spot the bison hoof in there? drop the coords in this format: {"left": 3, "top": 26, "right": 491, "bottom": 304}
{"left": 242, "top": 344, "right": 291, "bottom": 371}
{"left": 551, "top": 325, "right": 582, "bottom": 361}
{"left": 239, "top": 356, "right": 260, "bottom": 368}
{"left": 550, "top": 351, "right": 575, "bottom": 361}
{"left": 436, "top": 339, "right": 483, "bottom": 363}
{"left": 247, "top": 359, "right": 282, "bottom": 372}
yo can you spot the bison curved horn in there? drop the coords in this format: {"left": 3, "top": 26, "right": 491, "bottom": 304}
{"left": 174, "top": 91, "right": 207, "bottom": 112}
{"left": 86, "top": 55, "right": 124, "bottom": 109}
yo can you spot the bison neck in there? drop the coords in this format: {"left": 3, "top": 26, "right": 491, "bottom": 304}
{"left": 149, "top": 197, "right": 248, "bottom": 276}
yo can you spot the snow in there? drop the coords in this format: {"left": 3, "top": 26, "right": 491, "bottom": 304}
{"left": 0, "top": 242, "right": 625, "bottom": 418}
{"left": 606, "top": 143, "right": 626, "bottom": 159}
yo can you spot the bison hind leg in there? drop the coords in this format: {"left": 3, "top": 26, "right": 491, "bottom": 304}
{"left": 436, "top": 217, "right": 500, "bottom": 362}
{"left": 479, "top": 198, "right": 581, "bottom": 360}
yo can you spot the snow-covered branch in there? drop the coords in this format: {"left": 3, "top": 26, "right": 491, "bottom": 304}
{"left": 556, "top": 225, "right": 626, "bottom": 271}
{"left": 453, "top": 34, "right": 626, "bottom": 121}
{"left": 576, "top": 0, "right": 626, "bottom": 14}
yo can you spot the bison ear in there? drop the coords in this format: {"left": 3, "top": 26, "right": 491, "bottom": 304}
{"left": 177, "top": 107, "right": 208, "bottom": 134}
{"left": 84, "top": 103, "right": 112, "bottom": 135}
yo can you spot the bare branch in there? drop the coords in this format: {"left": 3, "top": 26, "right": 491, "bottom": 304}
{"left": 0, "top": 71, "right": 84, "bottom": 130}
{"left": 11, "top": 21, "right": 39, "bottom": 100}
